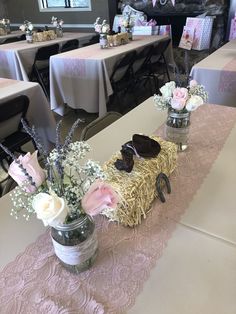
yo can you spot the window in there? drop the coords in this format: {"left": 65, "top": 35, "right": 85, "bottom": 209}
{"left": 38, "top": 0, "right": 91, "bottom": 12}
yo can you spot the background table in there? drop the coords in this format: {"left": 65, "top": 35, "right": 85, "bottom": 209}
{"left": 0, "top": 78, "right": 56, "bottom": 150}
{"left": 1, "top": 97, "right": 236, "bottom": 313}
{"left": 0, "top": 32, "right": 94, "bottom": 81}
{"left": 50, "top": 35, "right": 174, "bottom": 117}
{"left": 190, "top": 39, "right": 236, "bottom": 107}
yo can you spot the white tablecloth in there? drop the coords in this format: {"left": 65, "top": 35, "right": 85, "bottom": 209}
{"left": 50, "top": 35, "right": 174, "bottom": 117}
{"left": 0, "top": 30, "right": 23, "bottom": 44}
{"left": 0, "top": 32, "right": 94, "bottom": 81}
{"left": 190, "top": 40, "right": 236, "bottom": 107}
{"left": 0, "top": 78, "right": 56, "bottom": 150}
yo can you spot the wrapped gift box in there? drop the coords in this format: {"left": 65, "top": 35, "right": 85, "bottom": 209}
{"left": 186, "top": 16, "right": 214, "bottom": 51}
{"left": 133, "top": 26, "right": 159, "bottom": 35}
{"left": 102, "top": 136, "right": 177, "bottom": 227}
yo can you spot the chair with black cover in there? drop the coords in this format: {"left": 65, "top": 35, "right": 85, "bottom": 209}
{"left": 0, "top": 95, "right": 34, "bottom": 173}
{"left": 61, "top": 39, "right": 79, "bottom": 53}
{"left": 131, "top": 44, "right": 154, "bottom": 94}
{"left": 2, "top": 37, "right": 21, "bottom": 44}
{"left": 82, "top": 34, "right": 99, "bottom": 47}
{"left": 147, "top": 38, "right": 171, "bottom": 91}
{"left": 80, "top": 111, "right": 122, "bottom": 141}
{"left": 30, "top": 43, "right": 60, "bottom": 99}
{"left": 108, "top": 50, "right": 136, "bottom": 112}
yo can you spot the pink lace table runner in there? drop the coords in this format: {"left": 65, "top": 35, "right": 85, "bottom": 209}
{"left": 1, "top": 104, "right": 236, "bottom": 314}
{"left": 218, "top": 58, "right": 236, "bottom": 93}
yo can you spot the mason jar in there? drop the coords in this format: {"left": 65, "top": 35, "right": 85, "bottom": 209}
{"left": 165, "top": 109, "right": 190, "bottom": 151}
{"left": 125, "top": 27, "right": 133, "bottom": 41}
{"left": 99, "top": 33, "right": 108, "bottom": 49}
{"left": 56, "top": 26, "right": 63, "bottom": 38}
{"left": 51, "top": 214, "right": 98, "bottom": 274}
{"left": 26, "top": 31, "right": 33, "bottom": 43}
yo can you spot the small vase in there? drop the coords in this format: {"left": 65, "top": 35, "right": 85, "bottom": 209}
{"left": 126, "top": 27, "right": 133, "bottom": 41}
{"left": 165, "top": 109, "right": 190, "bottom": 151}
{"left": 56, "top": 26, "right": 63, "bottom": 38}
{"left": 99, "top": 33, "right": 108, "bottom": 49}
{"left": 26, "top": 32, "right": 33, "bottom": 43}
{"left": 51, "top": 214, "right": 98, "bottom": 274}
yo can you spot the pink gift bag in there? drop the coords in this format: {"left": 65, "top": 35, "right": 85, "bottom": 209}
{"left": 229, "top": 15, "right": 236, "bottom": 41}
{"left": 186, "top": 16, "right": 214, "bottom": 51}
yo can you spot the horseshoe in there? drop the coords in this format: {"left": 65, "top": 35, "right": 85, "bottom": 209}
{"left": 156, "top": 173, "right": 171, "bottom": 203}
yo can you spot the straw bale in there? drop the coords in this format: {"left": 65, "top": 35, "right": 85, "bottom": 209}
{"left": 102, "top": 136, "right": 178, "bottom": 227}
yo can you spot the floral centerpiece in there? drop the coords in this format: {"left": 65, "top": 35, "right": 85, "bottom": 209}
{"left": 120, "top": 13, "right": 135, "bottom": 39}
{"left": 154, "top": 80, "right": 208, "bottom": 150}
{"left": 94, "top": 17, "right": 110, "bottom": 49}
{"left": 51, "top": 16, "right": 64, "bottom": 37}
{"left": 0, "top": 119, "right": 118, "bottom": 273}
{"left": 19, "top": 20, "right": 34, "bottom": 42}
{"left": 0, "top": 18, "right": 10, "bottom": 34}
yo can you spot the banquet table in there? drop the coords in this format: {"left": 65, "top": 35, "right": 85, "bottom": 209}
{"left": 190, "top": 39, "right": 236, "bottom": 107}
{"left": 50, "top": 35, "right": 174, "bottom": 117}
{"left": 0, "top": 78, "right": 56, "bottom": 150}
{"left": 0, "top": 30, "right": 23, "bottom": 44}
{"left": 0, "top": 32, "right": 94, "bottom": 81}
{"left": 1, "top": 97, "right": 236, "bottom": 313}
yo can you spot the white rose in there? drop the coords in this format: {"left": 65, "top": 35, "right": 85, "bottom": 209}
{"left": 32, "top": 193, "right": 69, "bottom": 227}
{"left": 186, "top": 95, "right": 204, "bottom": 111}
{"left": 28, "top": 23, "right": 33, "bottom": 31}
{"left": 160, "top": 81, "right": 176, "bottom": 99}
{"left": 19, "top": 25, "right": 25, "bottom": 31}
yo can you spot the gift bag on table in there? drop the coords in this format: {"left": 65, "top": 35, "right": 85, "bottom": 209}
{"left": 186, "top": 16, "right": 214, "bottom": 50}
{"left": 229, "top": 14, "right": 236, "bottom": 41}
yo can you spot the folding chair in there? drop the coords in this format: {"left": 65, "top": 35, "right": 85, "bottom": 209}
{"left": 0, "top": 95, "right": 34, "bottom": 172}
{"left": 147, "top": 38, "right": 171, "bottom": 91}
{"left": 109, "top": 50, "right": 136, "bottom": 112}
{"left": 82, "top": 34, "right": 99, "bottom": 47}
{"left": 61, "top": 39, "right": 79, "bottom": 53}
{"left": 131, "top": 44, "right": 154, "bottom": 93}
{"left": 80, "top": 111, "right": 122, "bottom": 141}
{"left": 30, "top": 43, "right": 60, "bottom": 99}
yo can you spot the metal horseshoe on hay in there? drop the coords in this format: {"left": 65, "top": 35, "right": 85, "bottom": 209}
{"left": 156, "top": 172, "right": 171, "bottom": 203}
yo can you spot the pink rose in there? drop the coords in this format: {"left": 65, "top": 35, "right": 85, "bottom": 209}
{"left": 189, "top": 79, "right": 198, "bottom": 87}
{"left": 8, "top": 151, "right": 46, "bottom": 193}
{"left": 82, "top": 181, "right": 119, "bottom": 216}
{"left": 171, "top": 87, "right": 188, "bottom": 110}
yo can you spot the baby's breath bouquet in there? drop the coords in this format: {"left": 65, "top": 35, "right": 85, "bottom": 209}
{"left": 19, "top": 20, "right": 34, "bottom": 35}
{"left": 94, "top": 17, "right": 110, "bottom": 34}
{"left": 0, "top": 119, "right": 118, "bottom": 227}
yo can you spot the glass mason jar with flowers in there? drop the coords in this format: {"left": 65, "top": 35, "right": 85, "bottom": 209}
{"left": 154, "top": 80, "right": 208, "bottom": 151}
{"left": 51, "top": 16, "right": 64, "bottom": 38}
{"left": 19, "top": 20, "right": 34, "bottom": 43}
{"left": 94, "top": 17, "right": 110, "bottom": 49}
{"left": 0, "top": 119, "right": 119, "bottom": 273}
{"left": 121, "top": 13, "right": 134, "bottom": 41}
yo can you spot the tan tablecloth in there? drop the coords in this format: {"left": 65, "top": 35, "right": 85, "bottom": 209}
{"left": 1, "top": 98, "right": 236, "bottom": 313}
{"left": 50, "top": 35, "right": 174, "bottom": 117}
{"left": 0, "top": 32, "right": 94, "bottom": 81}
{"left": 190, "top": 40, "right": 236, "bottom": 107}
{"left": 0, "top": 78, "right": 56, "bottom": 150}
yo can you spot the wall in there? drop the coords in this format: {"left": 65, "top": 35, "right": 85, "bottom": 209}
{"left": 5, "top": 0, "right": 111, "bottom": 30}
{"left": 0, "top": 0, "right": 8, "bottom": 18}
